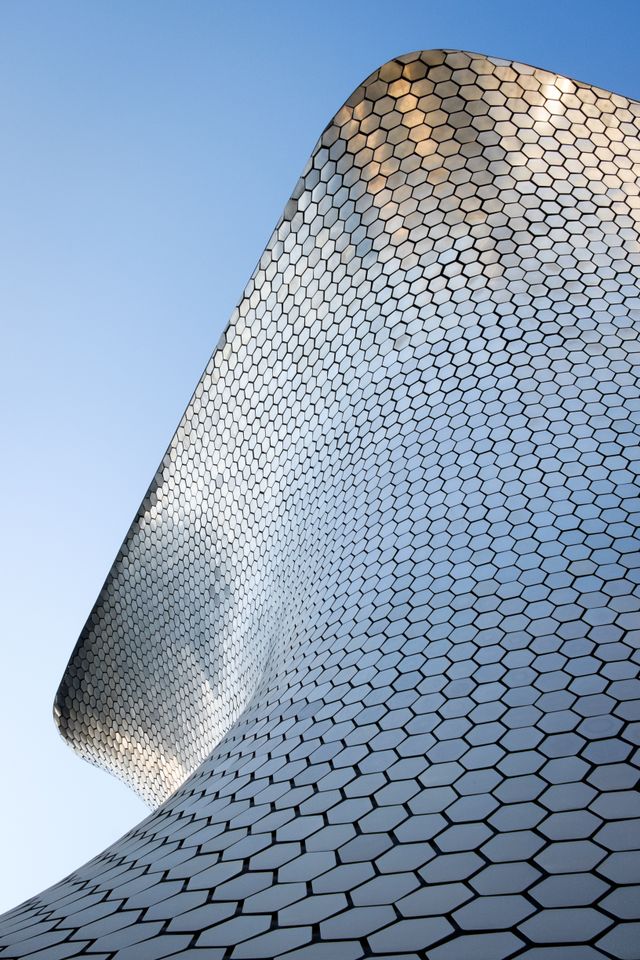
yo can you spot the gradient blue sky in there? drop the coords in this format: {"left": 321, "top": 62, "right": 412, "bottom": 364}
{"left": 1, "top": 0, "right": 639, "bottom": 914}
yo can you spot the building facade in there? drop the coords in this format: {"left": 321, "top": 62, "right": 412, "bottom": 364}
{"left": 1, "top": 49, "right": 640, "bottom": 959}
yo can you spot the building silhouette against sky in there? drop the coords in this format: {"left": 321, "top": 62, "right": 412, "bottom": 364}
{"left": 1, "top": 49, "right": 639, "bottom": 959}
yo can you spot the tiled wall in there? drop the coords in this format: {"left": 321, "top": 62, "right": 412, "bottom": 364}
{"left": 3, "top": 49, "right": 639, "bottom": 960}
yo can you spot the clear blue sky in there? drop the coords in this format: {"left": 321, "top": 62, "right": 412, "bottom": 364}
{"left": 0, "top": 0, "right": 638, "bottom": 914}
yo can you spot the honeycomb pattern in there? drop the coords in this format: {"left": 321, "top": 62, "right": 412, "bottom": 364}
{"left": 2, "top": 48, "right": 640, "bottom": 959}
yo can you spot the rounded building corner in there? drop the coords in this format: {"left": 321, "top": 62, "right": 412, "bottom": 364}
{"left": 15, "top": 48, "right": 639, "bottom": 958}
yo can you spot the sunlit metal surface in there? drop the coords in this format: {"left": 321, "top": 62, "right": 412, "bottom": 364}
{"left": 2, "top": 49, "right": 640, "bottom": 959}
